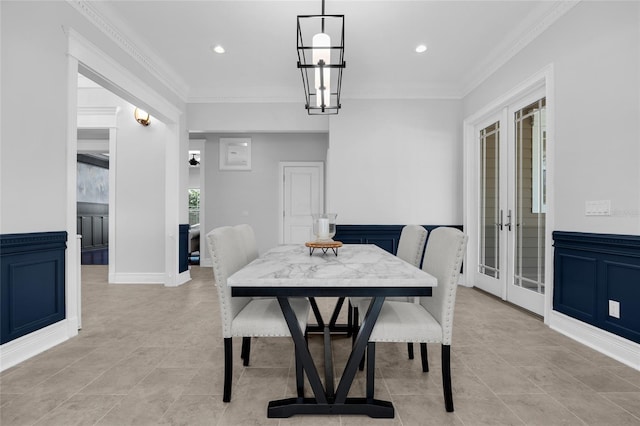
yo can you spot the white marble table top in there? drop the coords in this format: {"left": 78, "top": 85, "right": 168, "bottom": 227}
{"left": 228, "top": 244, "right": 437, "bottom": 288}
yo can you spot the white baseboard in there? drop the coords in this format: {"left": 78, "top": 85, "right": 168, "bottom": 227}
{"left": 458, "top": 273, "right": 471, "bottom": 287}
{"left": 550, "top": 310, "right": 640, "bottom": 371}
{"left": 110, "top": 272, "right": 165, "bottom": 284}
{"left": 0, "top": 320, "right": 75, "bottom": 372}
{"left": 200, "top": 258, "right": 212, "bottom": 268}
{"left": 172, "top": 270, "right": 191, "bottom": 287}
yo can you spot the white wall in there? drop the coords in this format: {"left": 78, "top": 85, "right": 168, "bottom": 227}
{"left": 328, "top": 99, "right": 463, "bottom": 225}
{"left": 201, "top": 133, "right": 328, "bottom": 257}
{"left": 77, "top": 88, "right": 168, "bottom": 278}
{"left": 1, "top": 1, "right": 70, "bottom": 233}
{"left": 113, "top": 106, "right": 168, "bottom": 276}
{"left": 187, "top": 102, "right": 329, "bottom": 133}
{"left": 188, "top": 167, "right": 200, "bottom": 189}
{"left": 463, "top": 1, "right": 640, "bottom": 235}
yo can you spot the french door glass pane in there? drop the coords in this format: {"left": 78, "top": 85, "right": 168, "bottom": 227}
{"left": 479, "top": 122, "right": 500, "bottom": 279}
{"left": 514, "top": 98, "right": 546, "bottom": 294}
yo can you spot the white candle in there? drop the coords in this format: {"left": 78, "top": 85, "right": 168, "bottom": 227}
{"left": 318, "top": 218, "right": 329, "bottom": 239}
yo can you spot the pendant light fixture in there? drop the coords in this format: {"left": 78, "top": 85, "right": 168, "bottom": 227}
{"left": 297, "top": 0, "right": 345, "bottom": 115}
{"left": 189, "top": 154, "right": 200, "bottom": 166}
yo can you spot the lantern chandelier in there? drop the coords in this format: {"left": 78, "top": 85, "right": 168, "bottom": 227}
{"left": 297, "top": 0, "right": 346, "bottom": 115}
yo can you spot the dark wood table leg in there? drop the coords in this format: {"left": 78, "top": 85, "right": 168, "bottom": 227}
{"left": 268, "top": 296, "right": 394, "bottom": 418}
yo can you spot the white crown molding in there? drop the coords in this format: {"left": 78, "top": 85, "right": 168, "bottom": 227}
{"left": 77, "top": 106, "right": 119, "bottom": 128}
{"left": 460, "top": 0, "right": 581, "bottom": 98}
{"left": 66, "top": 0, "right": 189, "bottom": 102}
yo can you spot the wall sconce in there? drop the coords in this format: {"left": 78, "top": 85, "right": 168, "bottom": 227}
{"left": 134, "top": 108, "right": 151, "bottom": 126}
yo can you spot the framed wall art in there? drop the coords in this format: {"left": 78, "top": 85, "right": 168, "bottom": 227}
{"left": 219, "top": 138, "right": 251, "bottom": 171}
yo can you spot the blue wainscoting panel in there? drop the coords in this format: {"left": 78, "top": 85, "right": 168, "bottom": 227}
{"left": 179, "top": 224, "right": 190, "bottom": 273}
{"left": 554, "top": 253, "right": 597, "bottom": 322}
{"left": 603, "top": 261, "right": 640, "bottom": 343}
{"left": 1, "top": 232, "right": 67, "bottom": 344}
{"left": 553, "top": 231, "right": 640, "bottom": 344}
{"left": 334, "top": 225, "right": 464, "bottom": 255}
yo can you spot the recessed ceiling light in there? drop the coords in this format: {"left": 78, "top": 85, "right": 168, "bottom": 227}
{"left": 211, "top": 44, "right": 225, "bottom": 54}
{"left": 415, "top": 44, "right": 427, "bottom": 53}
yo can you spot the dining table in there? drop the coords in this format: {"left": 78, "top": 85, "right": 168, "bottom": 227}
{"left": 227, "top": 243, "right": 437, "bottom": 418}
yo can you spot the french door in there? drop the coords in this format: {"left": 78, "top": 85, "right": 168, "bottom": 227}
{"left": 475, "top": 92, "right": 547, "bottom": 316}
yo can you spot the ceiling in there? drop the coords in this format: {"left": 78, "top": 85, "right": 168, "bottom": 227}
{"left": 89, "top": 1, "right": 572, "bottom": 103}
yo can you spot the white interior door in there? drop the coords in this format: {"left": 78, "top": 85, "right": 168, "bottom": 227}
{"left": 474, "top": 91, "right": 547, "bottom": 316}
{"left": 280, "top": 162, "right": 324, "bottom": 244}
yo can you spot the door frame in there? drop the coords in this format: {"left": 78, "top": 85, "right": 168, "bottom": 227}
{"left": 278, "top": 161, "right": 325, "bottom": 244}
{"left": 67, "top": 28, "right": 183, "bottom": 289}
{"left": 463, "top": 64, "right": 555, "bottom": 323}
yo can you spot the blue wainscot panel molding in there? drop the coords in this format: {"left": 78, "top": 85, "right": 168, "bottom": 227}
{"left": 553, "top": 231, "right": 640, "bottom": 344}
{"left": 179, "top": 224, "right": 190, "bottom": 273}
{"left": 1, "top": 232, "right": 67, "bottom": 344}
{"left": 334, "top": 225, "right": 463, "bottom": 255}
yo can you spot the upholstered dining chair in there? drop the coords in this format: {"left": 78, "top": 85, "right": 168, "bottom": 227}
{"left": 206, "top": 226, "right": 311, "bottom": 402}
{"left": 232, "top": 224, "right": 261, "bottom": 366}
{"left": 357, "top": 226, "right": 468, "bottom": 412}
{"left": 349, "top": 224, "right": 428, "bottom": 357}
{"left": 234, "top": 224, "right": 259, "bottom": 263}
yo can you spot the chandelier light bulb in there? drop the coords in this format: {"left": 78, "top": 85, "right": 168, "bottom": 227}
{"left": 312, "top": 32, "right": 331, "bottom": 107}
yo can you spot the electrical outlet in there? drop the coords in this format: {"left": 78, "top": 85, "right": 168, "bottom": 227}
{"left": 609, "top": 300, "right": 620, "bottom": 318}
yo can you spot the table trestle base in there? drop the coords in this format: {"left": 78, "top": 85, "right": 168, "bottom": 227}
{"left": 267, "top": 397, "right": 394, "bottom": 418}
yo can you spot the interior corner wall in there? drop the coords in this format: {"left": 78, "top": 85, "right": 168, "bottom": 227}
{"left": 463, "top": 1, "right": 640, "bottom": 235}
{"left": 201, "top": 133, "right": 328, "bottom": 258}
{"left": 327, "top": 99, "right": 464, "bottom": 225}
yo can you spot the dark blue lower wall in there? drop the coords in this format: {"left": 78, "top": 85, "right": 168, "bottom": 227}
{"left": 334, "top": 224, "right": 463, "bottom": 255}
{"left": 0, "top": 232, "right": 67, "bottom": 344}
{"left": 553, "top": 231, "right": 640, "bottom": 344}
{"left": 179, "top": 224, "right": 190, "bottom": 273}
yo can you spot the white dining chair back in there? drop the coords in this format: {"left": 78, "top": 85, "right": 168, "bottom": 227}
{"left": 396, "top": 224, "right": 428, "bottom": 267}
{"left": 234, "top": 224, "right": 259, "bottom": 263}
{"left": 419, "top": 226, "right": 467, "bottom": 345}
{"left": 208, "top": 226, "right": 252, "bottom": 337}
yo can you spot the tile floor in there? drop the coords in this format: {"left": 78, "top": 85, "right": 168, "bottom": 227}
{"left": 1, "top": 265, "right": 640, "bottom": 425}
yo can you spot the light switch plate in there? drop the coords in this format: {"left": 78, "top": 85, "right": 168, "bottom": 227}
{"left": 585, "top": 200, "right": 611, "bottom": 216}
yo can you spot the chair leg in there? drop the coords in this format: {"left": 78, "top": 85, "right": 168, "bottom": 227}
{"left": 223, "top": 338, "right": 233, "bottom": 402}
{"left": 442, "top": 344, "right": 453, "bottom": 412}
{"left": 241, "top": 337, "right": 251, "bottom": 366}
{"left": 420, "top": 343, "right": 429, "bottom": 372}
{"left": 407, "top": 342, "right": 414, "bottom": 359}
{"left": 366, "top": 342, "right": 375, "bottom": 401}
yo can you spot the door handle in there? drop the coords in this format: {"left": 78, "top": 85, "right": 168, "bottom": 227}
{"left": 505, "top": 209, "right": 512, "bottom": 231}
{"left": 497, "top": 210, "right": 504, "bottom": 231}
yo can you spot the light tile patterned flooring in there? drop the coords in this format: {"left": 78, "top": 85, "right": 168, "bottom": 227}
{"left": 2, "top": 265, "right": 640, "bottom": 425}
